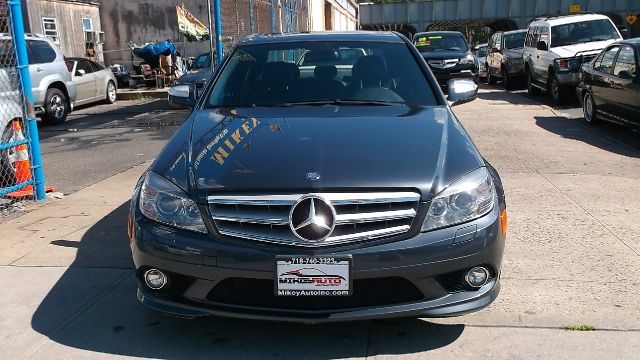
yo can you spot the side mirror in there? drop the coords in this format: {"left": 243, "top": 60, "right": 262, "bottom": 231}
{"left": 536, "top": 41, "right": 548, "bottom": 51}
{"left": 618, "top": 70, "right": 635, "bottom": 80}
{"left": 168, "top": 84, "right": 196, "bottom": 108}
{"left": 447, "top": 79, "right": 478, "bottom": 106}
{"left": 76, "top": 69, "right": 86, "bottom": 76}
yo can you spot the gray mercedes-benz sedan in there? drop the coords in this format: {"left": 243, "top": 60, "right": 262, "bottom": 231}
{"left": 128, "top": 31, "right": 507, "bottom": 323}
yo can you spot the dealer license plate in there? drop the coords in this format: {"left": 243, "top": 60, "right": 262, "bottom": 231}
{"left": 276, "top": 256, "right": 351, "bottom": 296}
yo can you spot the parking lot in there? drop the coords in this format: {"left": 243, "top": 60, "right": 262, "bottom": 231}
{"left": 0, "top": 85, "right": 639, "bottom": 359}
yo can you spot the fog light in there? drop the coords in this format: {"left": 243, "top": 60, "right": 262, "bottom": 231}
{"left": 144, "top": 269, "right": 167, "bottom": 290}
{"left": 465, "top": 266, "right": 489, "bottom": 288}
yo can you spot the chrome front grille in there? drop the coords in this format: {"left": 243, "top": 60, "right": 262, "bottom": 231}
{"left": 427, "top": 59, "right": 458, "bottom": 69}
{"left": 208, "top": 192, "right": 421, "bottom": 247}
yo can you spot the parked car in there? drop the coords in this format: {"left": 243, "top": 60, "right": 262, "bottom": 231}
{"left": 577, "top": 38, "right": 639, "bottom": 127}
{"left": 473, "top": 43, "right": 488, "bottom": 80}
{"left": 523, "top": 13, "right": 622, "bottom": 104}
{"left": 68, "top": 57, "right": 117, "bottom": 106}
{"left": 414, "top": 31, "right": 479, "bottom": 88}
{"left": 486, "top": 29, "right": 527, "bottom": 89}
{"left": 0, "top": 33, "right": 77, "bottom": 124}
{"left": 130, "top": 31, "right": 507, "bottom": 323}
{"left": 168, "top": 52, "right": 213, "bottom": 108}
{"left": 0, "top": 70, "right": 24, "bottom": 187}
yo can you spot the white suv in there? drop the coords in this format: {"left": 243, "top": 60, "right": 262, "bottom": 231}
{"left": 0, "top": 33, "right": 77, "bottom": 124}
{"left": 523, "top": 13, "right": 622, "bottom": 104}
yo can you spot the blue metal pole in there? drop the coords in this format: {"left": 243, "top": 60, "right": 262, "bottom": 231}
{"left": 249, "top": 0, "right": 255, "bottom": 34}
{"left": 213, "top": 0, "right": 223, "bottom": 66}
{"left": 8, "top": 0, "right": 47, "bottom": 200}
{"left": 271, "top": 0, "right": 276, "bottom": 33}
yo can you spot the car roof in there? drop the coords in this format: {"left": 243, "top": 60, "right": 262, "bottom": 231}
{"left": 529, "top": 13, "right": 612, "bottom": 27}
{"left": 500, "top": 29, "right": 527, "bottom": 35}
{"left": 238, "top": 31, "right": 404, "bottom": 45}
{"left": 415, "top": 31, "right": 464, "bottom": 37}
{"left": 620, "top": 38, "right": 640, "bottom": 48}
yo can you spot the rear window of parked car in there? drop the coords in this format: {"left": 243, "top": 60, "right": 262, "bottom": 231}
{"left": 207, "top": 40, "right": 438, "bottom": 107}
{"left": 27, "top": 40, "right": 56, "bottom": 64}
{"left": 414, "top": 34, "right": 468, "bottom": 52}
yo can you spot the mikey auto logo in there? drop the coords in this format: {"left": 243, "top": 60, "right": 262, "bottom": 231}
{"left": 278, "top": 268, "right": 346, "bottom": 286}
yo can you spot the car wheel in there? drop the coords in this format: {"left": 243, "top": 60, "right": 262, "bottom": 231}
{"left": 42, "top": 88, "right": 68, "bottom": 125}
{"left": 502, "top": 69, "right": 511, "bottom": 90}
{"left": 0, "top": 123, "right": 18, "bottom": 187}
{"left": 526, "top": 69, "right": 540, "bottom": 96}
{"left": 488, "top": 70, "right": 497, "bottom": 85}
{"left": 105, "top": 81, "right": 117, "bottom": 104}
{"left": 582, "top": 91, "right": 599, "bottom": 125}
{"left": 548, "top": 75, "right": 566, "bottom": 105}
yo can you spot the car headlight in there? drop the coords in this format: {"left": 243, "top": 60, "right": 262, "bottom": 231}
{"left": 139, "top": 172, "right": 207, "bottom": 233}
{"left": 458, "top": 54, "right": 475, "bottom": 65}
{"left": 422, "top": 167, "right": 495, "bottom": 232}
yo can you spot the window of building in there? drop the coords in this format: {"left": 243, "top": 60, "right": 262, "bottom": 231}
{"left": 42, "top": 17, "right": 59, "bottom": 43}
{"left": 82, "top": 18, "right": 93, "bottom": 32}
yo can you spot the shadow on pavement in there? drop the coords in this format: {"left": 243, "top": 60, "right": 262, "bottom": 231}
{"left": 31, "top": 202, "right": 465, "bottom": 358}
{"left": 535, "top": 116, "right": 640, "bottom": 157}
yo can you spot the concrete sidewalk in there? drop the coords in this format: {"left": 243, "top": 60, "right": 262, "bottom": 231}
{"left": 1, "top": 89, "right": 639, "bottom": 359}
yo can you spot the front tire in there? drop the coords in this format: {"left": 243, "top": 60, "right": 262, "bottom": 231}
{"left": 526, "top": 69, "right": 541, "bottom": 96}
{"left": 105, "top": 81, "right": 117, "bottom": 104}
{"left": 548, "top": 74, "right": 567, "bottom": 105}
{"left": 42, "top": 88, "right": 68, "bottom": 125}
{"left": 502, "top": 69, "right": 511, "bottom": 90}
{"left": 582, "top": 91, "right": 599, "bottom": 125}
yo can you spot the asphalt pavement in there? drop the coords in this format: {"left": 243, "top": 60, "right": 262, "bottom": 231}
{"left": 0, "top": 88, "right": 639, "bottom": 359}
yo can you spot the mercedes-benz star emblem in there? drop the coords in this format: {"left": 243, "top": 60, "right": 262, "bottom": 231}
{"left": 289, "top": 196, "right": 336, "bottom": 242}
{"left": 306, "top": 172, "right": 321, "bottom": 181}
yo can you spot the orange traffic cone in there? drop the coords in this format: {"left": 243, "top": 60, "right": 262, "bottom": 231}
{"left": 5, "top": 119, "right": 54, "bottom": 198}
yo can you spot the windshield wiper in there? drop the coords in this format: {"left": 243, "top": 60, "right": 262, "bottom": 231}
{"left": 283, "top": 99, "right": 403, "bottom": 106}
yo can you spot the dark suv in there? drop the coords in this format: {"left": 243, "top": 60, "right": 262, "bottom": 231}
{"left": 130, "top": 32, "right": 506, "bottom": 323}
{"left": 414, "top": 31, "right": 479, "bottom": 88}
{"left": 486, "top": 29, "right": 527, "bottom": 89}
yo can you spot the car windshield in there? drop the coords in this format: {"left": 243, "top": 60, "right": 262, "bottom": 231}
{"left": 191, "top": 54, "right": 210, "bottom": 70}
{"left": 476, "top": 46, "right": 487, "bottom": 57}
{"left": 206, "top": 40, "right": 438, "bottom": 108}
{"left": 551, "top": 19, "right": 620, "bottom": 47}
{"left": 504, "top": 32, "right": 526, "bottom": 49}
{"left": 299, "top": 48, "right": 365, "bottom": 66}
{"left": 414, "top": 34, "right": 468, "bottom": 52}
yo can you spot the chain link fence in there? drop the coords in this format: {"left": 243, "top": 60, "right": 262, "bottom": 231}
{"left": 0, "top": 0, "right": 44, "bottom": 214}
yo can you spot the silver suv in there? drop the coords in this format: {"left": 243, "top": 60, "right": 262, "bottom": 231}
{"left": 523, "top": 13, "right": 622, "bottom": 104}
{"left": 0, "top": 33, "right": 77, "bottom": 124}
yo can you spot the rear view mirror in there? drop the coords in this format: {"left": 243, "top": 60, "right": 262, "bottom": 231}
{"left": 536, "top": 41, "right": 548, "bottom": 51}
{"left": 168, "top": 84, "right": 196, "bottom": 108}
{"left": 618, "top": 70, "right": 635, "bottom": 80}
{"left": 447, "top": 79, "right": 478, "bottom": 106}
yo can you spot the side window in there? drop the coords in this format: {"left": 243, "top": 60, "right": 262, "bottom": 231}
{"left": 539, "top": 26, "right": 549, "bottom": 47}
{"left": 76, "top": 60, "right": 94, "bottom": 75}
{"left": 595, "top": 46, "right": 620, "bottom": 74}
{"left": 612, "top": 46, "right": 636, "bottom": 77}
{"left": 27, "top": 40, "right": 56, "bottom": 64}
{"left": 592, "top": 52, "right": 604, "bottom": 69}
{"left": 89, "top": 61, "right": 104, "bottom": 72}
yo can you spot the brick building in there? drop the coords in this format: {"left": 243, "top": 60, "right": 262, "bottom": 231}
{"left": 98, "top": 0, "right": 310, "bottom": 67}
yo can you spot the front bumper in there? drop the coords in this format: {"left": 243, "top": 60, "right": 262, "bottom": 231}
{"left": 555, "top": 71, "right": 580, "bottom": 87}
{"left": 429, "top": 65, "right": 479, "bottom": 86}
{"left": 130, "top": 195, "right": 506, "bottom": 323}
{"left": 503, "top": 62, "right": 524, "bottom": 76}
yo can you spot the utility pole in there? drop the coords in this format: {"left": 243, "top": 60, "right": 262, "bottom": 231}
{"left": 213, "top": 0, "right": 223, "bottom": 66}
{"left": 206, "top": 0, "right": 215, "bottom": 69}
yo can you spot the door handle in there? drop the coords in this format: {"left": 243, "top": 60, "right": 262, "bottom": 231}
{"left": 36, "top": 67, "right": 43, "bottom": 72}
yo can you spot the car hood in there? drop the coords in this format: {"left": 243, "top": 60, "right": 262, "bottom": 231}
{"left": 550, "top": 39, "right": 618, "bottom": 58}
{"left": 176, "top": 69, "right": 212, "bottom": 85}
{"left": 420, "top": 50, "right": 467, "bottom": 60}
{"left": 151, "top": 106, "right": 485, "bottom": 203}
